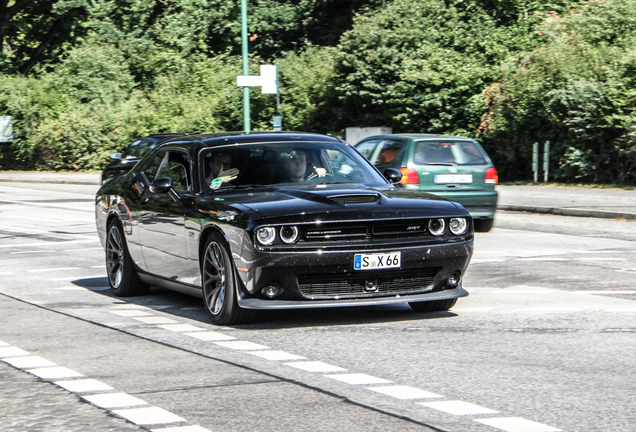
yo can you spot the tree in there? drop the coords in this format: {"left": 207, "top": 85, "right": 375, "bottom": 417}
{"left": 0, "top": 0, "right": 88, "bottom": 75}
{"left": 479, "top": 0, "right": 636, "bottom": 184}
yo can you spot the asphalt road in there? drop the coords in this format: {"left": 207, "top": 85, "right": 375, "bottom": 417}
{"left": 0, "top": 181, "right": 635, "bottom": 432}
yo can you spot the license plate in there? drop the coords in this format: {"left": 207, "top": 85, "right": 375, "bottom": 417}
{"left": 434, "top": 174, "right": 472, "bottom": 184}
{"left": 354, "top": 252, "right": 401, "bottom": 270}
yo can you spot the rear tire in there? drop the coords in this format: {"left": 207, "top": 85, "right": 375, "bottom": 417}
{"left": 202, "top": 233, "right": 254, "bottom": 325}
{"left": 473, "top": 218, "right": 494, "bottom": 233}
{"left": 409, "top": 298, "right": 457, "bottom": 313}
{"left": 106, "top": 219, "right": 150, "bottom": 296}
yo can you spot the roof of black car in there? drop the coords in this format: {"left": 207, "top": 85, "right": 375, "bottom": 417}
{"left": 174, "top": 132, "right": 344, "bottom": 147}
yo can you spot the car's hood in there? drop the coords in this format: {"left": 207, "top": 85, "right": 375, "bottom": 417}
{"left": 204, "top": 184, "right": 467, "bottom": 224}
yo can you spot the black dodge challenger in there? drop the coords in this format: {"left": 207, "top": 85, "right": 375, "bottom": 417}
{"left": 95, "top": 132, "right": 474, "bottom": 325}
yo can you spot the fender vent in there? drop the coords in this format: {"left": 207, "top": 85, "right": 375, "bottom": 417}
{"left": 328, "top": 194, "right": 379, "bottom": 204}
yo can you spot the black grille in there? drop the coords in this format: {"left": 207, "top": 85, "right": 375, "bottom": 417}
{"left": 305, "top": 226, "right": 368, "bottom": 240}
{"left": 298, "top": 269, "right": 440, "bottom": 299}
{"left": 328, "top": 194, "right": 379, "bottom": 204}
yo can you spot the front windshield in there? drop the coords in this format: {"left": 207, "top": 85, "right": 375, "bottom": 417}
{"left": 199, "top": 141, "right": 387, "bottom": 191}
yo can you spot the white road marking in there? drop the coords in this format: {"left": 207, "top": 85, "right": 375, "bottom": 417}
{"left": 575, "top": 290, "right": 636, "bottom": 295}
{"left": 0, "top": 240, "right": 97, "bottom": 248}
{"left": 475, "top": 417, "right": 562, "bottom": 432}
{"left": 325, "top": 373, "right": 391, "bottom": 385}
{"left": 133, "top": 317, "right": 179, "bottom": 324}
{"left": 284, "top": 361, "right": 347, "bottom": 373}
{"left": 515, "top": 257, "right": 569, "bottom": 261}
{"left": 55, "top": 379, "right": 115, "bottom": 393}
{"left": 157, "top": 324, "right": 206, "bottom": 332}
{"left": 247, "top": 350, "right": 305, "bottom": 361}
{"left": 366, "top": 385, "right": 443, "bottom": 400}
{"left": 0, "top": 347, "right": 30, "bottom": 357}
{"left": 28, "top": 267, "right": 81, "bottom": 272}
{"left": 27, "top": 366, "right": 83, "bottom": 379}
{"left": 213, "top": 341, "right": 269, "bottom": 350}
{"left": 112, "top": 407, "right": 185, "bottom": 425}
{"left": 151, "top": 426, "right": 212, "bottom": 432}
{"left": 53, "top": 286, "right": 86, "bottom": 291}
{"left": 65, "top": 247, "right": 104, "bottom": 252}
{"left": 0, "top": 340, "right": 9, "bottom": 346}
{"left": 2, "top": 356, "right": 57, "bottom": 368}
{"left": 575, "top": 257, "right": 627, "bottom": 261}
{"left": 111, "top": 304, "right": 152, "bottom": 310}
{"left": 82, "top": 393, "right": 148, "bottom": 409}
{"left": 110, "top": 310, "right": 154, "bottom": 317}
{"left": 10, "top": 250, "right": 54, "bottom": 254}
{"left": 418, "top": 400, "right": 499, "bottom": 415}
{"left": 184, "top": 331, "right": 236, "bottom": 341}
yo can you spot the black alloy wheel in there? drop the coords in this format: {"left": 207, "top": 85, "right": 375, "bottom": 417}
{"left": 202, "top": 233, "right": 253, "bottom": 325}
{"left": 106, "top": 219, "right": 149, "bottom": 296}
{"left": 409, "top": 298, "right": 458, "bottom": 313}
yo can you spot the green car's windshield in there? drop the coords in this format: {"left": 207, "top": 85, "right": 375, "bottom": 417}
{"left": 199, "top": 141, "right": 386, "bottom": 191}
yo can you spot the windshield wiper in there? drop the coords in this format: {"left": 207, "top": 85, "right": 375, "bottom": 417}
{"left": 426, "top": 162, "right": 457, "bottom": 166}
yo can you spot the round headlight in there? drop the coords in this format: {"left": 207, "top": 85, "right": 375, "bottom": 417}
{"left": 280, "top": 226, "right": 299, "bottom": 244}
{"left": 449, "top": 218, "right": 468, "bottom": 235}
{"left": 428, "top": 218, "right": 446, "bottom": 236}
{"left": 256, "top": 227, "right": 276, "bottom": 245}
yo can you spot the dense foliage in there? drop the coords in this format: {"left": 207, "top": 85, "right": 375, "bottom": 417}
{"left": 1, "top": 0, "right": 635, "bottom": 185}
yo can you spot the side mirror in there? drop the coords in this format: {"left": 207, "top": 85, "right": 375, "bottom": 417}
{"left": 384, "top": 168, "right": 403, "bottom": 185}
{"left": 150, "top": 177, "right": 173, "bottom": 194}
{"left": 110, "top": 152, "right": 122, "bottom": 160}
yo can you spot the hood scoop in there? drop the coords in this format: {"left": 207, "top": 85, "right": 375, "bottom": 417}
{"left": 328, "top": 193, "right": 380, "bottom": 204}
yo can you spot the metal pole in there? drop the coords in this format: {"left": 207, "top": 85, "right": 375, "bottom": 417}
{"left": 241, "top": 0, "right": 250, "bottom": 133}
{"left": 532, "top": 142, "right": 538, "bottom": 183}
{"left": 543, "top": 140, "right": 550, "bottom": 182}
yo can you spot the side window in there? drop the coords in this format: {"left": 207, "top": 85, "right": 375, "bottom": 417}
{"left": 141, "top": 150, "right": 166, "bottom": 184}
{"left": 355, "top": 140, "right": 380, "bottom": 160}
{"left": 376, "top": 140, "right": 405, "bottom": 165}
{"left": 156, "top": 151, "right": 191, "bottom": 191}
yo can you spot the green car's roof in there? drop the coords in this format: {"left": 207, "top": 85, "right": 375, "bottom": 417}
{"left": 365, "top": 133, "right": 477, "bottom": 141}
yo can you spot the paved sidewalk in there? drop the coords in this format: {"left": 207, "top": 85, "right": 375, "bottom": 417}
{"left": 1, "top": 171, "right": 635, "bottom": 220}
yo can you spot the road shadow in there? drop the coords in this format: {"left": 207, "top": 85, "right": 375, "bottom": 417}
{"left": 71, "top": 277, "right": 460, "bottom": 329}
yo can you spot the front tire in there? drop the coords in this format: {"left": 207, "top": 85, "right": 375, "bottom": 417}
{"left": 409, "top": 298, "right": 457, "bottom": 313}
{"left": 106, "top": 219, "right": 149, "bottom": 296}
{"left": 202, "top": 233, "right": 254, "bottom": 325}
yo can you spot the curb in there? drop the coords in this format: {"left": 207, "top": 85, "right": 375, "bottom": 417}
{"left": 498, "top": 204, "right": 636, "bottom": 221}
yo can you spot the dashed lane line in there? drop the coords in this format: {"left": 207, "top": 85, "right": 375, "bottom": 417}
{"left": 0, "top": 339, "right": 212, "bottom": 431}
{"left": 102, "top": 303, "right": 569, "bottom": 432}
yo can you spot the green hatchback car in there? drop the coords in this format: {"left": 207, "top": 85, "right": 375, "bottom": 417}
{"left": 354, "top": 134, "right": 498, "bottom": 232}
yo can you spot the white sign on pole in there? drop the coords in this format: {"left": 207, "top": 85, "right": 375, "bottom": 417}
{"left": 0, "top": 116, "right": 13, "bottom": 143}
{"left": 236, "top": 65, "right": 278, "bottom": 94}
{"left": 260, "top": 65, "right": 278, "bottom": 94}
{"left": 237, "top": 76, "right": 263, "bottom": 87}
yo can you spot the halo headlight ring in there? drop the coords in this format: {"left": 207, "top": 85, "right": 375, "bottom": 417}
{"left": 256, "top": 227, "right": 276, "bottom": 245}
{"left": 428, "top": 218, "right": 446, "bottom": 236}
{"left": 449, "top": 218, "right": 468, "bottom": 235}
{"left": 280, "top": 226, "right": 299, "bottom": 244}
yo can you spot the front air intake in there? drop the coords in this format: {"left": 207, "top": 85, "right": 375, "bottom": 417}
{"left": 328, "top": 194, "right": 380, "bottom": 204}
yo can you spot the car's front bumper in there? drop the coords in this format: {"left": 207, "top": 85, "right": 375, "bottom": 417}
{"left": 238, "top": 285, "right": 468, "bottom": 309}
{"left": 234, "top": 239, "right": 473, "bottom": 309}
